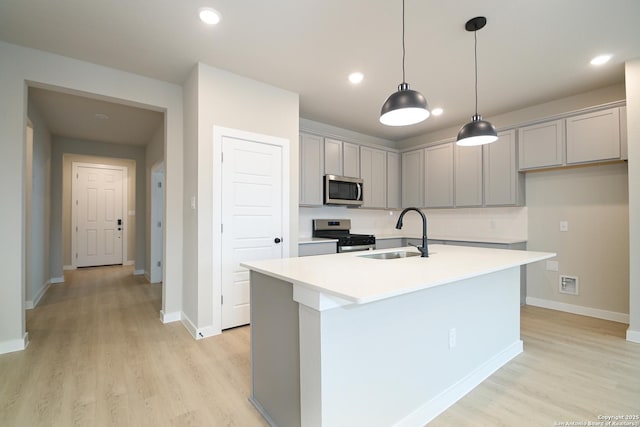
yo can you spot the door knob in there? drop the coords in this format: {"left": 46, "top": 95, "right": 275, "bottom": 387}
{"left": 274, "top": 237, "right": 282, "bottom": 244}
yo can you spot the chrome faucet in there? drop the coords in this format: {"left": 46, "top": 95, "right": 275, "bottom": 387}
{"left": 395, "top": 207, "right": 429, "bottom": 257}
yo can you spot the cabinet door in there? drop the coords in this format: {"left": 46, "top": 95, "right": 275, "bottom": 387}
{"left": 402, "top": 150, "right": 424, "bottom": 208}
{"left": 324, "top": 138, "right": 343, "bottom": 175}
{"left": 484, "top": 129, "right": 523, "bottom": 206}
{"left": 424, "top": 143, "right": 454, "bottom": 208}
{"left": 343, "top": 142, "right": 360, "bottom": 178}
{"left": 455, "top": 144, "right": 483, "bottom": 207}
{"left": 360, "top": 146, "right": 387, "bottom": 208}
{"left": 518, "top": 120, "right": 564, "bottom": 170}
{"left": 299, "top": 133, "right": 324, "bottom": 206}
{"left": 387, "top": 152, "right": 401, "bottom": 209}
{"left": 566, "top": 107, "right": 620, "bottom": 164}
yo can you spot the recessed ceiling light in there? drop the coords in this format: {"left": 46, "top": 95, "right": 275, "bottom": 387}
{"left": 94, "top": 113, "right": 109, "bottom": 120}
{"left": 431, "top": 107, "right": 443, "bottom": 116}
{"left": 199, "top": 7, "right": 221, "bottom": 25}
{"left": 348, "top": 72, "right": 364, "bottom": 84}
{"left": 590, "top": 54, "right": 612, "bottom": 66}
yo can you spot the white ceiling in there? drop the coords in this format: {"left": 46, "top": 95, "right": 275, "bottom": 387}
{"left": 2, "top": 0, "right": 640, "bottom": 143}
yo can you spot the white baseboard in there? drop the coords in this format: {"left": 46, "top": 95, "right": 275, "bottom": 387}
{"left": 124, "top": 260, "right": 135, "bottom": 266}
{"left": 63, "top": 265, "right": 75, "bottom": 271}
{"left": 180, "top": 313, "right": 220, "bottom": 340}
{"left": 50, "top": 276, "right": 64, "bottom": 284}
{"left": 25, "top": 280, "right": 51, "bottom": 309}
{"left": 396, "top": 340, "right": 523, "bottom": 427}
{"left": 160, "top": 310, "right": 181, "bottom": 323}
{"left": 627, "top": 329, "right": 640, "bottom": 344}
{"left": 526, "top": 297, "right": 629, "bottom": 323}
{"left": 133, "top": 269, "right": 144, "bottom": 276}
{"left": 0, "top": 332, "right": 29, "bottom": 355}
{"left": 144, "top": 271, "right": 151, "bottom": 282}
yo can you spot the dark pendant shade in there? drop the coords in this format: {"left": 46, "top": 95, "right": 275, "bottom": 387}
{"left": 456, "top": 16, "right": 497, "bottom": 146}
{"left": 380, "top": 83, "right": 430, "bottom": 126}
{"left": 456, "top": 114, "right": 498, "bottom": 146}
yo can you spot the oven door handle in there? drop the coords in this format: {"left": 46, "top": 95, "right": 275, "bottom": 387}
{"left": 339, "top": 244, "right": 375, "bottom": 253}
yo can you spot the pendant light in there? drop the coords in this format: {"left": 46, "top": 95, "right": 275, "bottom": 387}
{"left": 456, "top": 16, "right": 498, "bottom": 146}
{"left": 380, "top": 0, "right": 429, "bottom": 126}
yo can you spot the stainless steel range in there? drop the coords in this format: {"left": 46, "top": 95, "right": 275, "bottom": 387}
{"left": 312, "top": 219, "right": 375, "bottom": 253}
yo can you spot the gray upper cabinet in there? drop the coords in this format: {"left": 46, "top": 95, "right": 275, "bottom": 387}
{"left": 566, "top": 107, "right": 620, "bottom": 164}
{"left": 484, "top": 129, "right": 524, "bottom": 206}
{"left": 402, "top": 149, "right": 424, "bottom": 208}
{"left": 424, "top": 143, "right": 454, "bottom": 208}
{"left": 360, "top": 146, "right": 387, "bottom": 208}
{"left": 386, "top": 152, "right": 401, "bottom": 209}
{"left": 454, "top": 144, "right": 483, "bottom": 207}
{"left": 343, "top": 142, "right": 360, "bottom": 178}
{"left": 299, "top": 133, "right": 324, "bottom": 206}
{"left": 324, "top": 138, "right": 360, "bottom": 177}
{"left": 324, "top": 138, "right": 343, "bottom": 175}
{"left": 518, "top": 120, "right": 564, "bottom": 170}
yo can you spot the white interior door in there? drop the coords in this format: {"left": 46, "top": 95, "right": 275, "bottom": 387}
{"left": 73, "top": 163, "right": 126, "bottom": 267}
{"left": 221, "top": 135, "right": 284, "bottom": 329}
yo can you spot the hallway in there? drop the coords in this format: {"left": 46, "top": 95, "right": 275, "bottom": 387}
{"left": 0, "top": 266, "right": 267, "bottom": 426}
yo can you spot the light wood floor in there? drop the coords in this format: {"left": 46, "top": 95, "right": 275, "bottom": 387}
{"left": 1, "top": 266, "right": 638, "bottom": 426}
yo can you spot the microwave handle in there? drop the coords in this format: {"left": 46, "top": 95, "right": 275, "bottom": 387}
{"left": 356, "top": 182, "right": 362, "bottom": 201}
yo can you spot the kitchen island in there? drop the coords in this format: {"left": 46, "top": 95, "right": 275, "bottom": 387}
{"left": 242, "top": 244, "right": 555, "bottom": 427}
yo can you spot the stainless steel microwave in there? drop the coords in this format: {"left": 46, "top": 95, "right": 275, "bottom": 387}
{"left": 324, "top": 175, "right": 363, "bottom": 206}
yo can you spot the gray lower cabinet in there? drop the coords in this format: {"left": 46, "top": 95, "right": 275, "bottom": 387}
{"left": 298, "top": 241, "right": 337, "bottom": 257}
{"left": 374, "top": 238, "right": 404, "bottom": 250}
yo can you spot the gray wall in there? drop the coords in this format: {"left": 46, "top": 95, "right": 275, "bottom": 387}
{"left": 26, "top": 100, "right": 52, "bottom": 307}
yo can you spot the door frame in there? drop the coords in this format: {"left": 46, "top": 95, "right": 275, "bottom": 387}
{"left": 150, "top": 161, "right": 164, "bottom": 284}
{"left": 213, "top": 126, "right": 290, "bottom": 330}
{"left": 71, "top": 162, "right": 128, "bottom": 268}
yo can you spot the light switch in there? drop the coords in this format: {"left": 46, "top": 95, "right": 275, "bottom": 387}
{"left": 191, "top": 196, "right": 197, "bottom": 210}
{"left": 559, "top": 221, "right": 569, "bottom": 232}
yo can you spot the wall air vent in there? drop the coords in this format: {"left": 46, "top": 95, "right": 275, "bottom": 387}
{"left": 559, "top": 275, "right": 579, "bottom": 295}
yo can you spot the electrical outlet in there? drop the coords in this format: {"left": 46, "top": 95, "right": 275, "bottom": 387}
{"left": 448, "top": 328, "right": 456, "bottom": 349}
{"left": 559, "top": 221, "right": 569, "bottom": 232}
{"left": 546, "top": 260, "right": 559, "bottom": 271}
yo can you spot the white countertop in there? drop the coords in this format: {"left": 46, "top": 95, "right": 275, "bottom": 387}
{"left": 242, "top": 244, "right": 555, "bottom": 305}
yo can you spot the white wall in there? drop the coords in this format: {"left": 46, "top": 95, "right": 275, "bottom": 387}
{"left": 0, "top": 41, "right": 183, "bottom": 353}
{"left": 181, "top": 62, "right": 299, "bottom": 337}
{"left": 300, "top": 206, "right": 527, "bottom": 241}
{"left": 625, "top": 59, "right": 640, "bottom": 342}
{"left": 525, "top": 163, "right": 629, "bottom": 320}
{"left": 25, "top": 100, "right": 52, "bottom": 308}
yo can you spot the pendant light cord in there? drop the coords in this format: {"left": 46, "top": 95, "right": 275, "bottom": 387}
{"left": 402, "top": 0, "right": 406, "bottom": 84}
{"left": 474, "top": 27, "right": 478, "bottom": 115}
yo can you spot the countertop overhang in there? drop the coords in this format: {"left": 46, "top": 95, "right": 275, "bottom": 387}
{"left": 242, "top": 244, "right": 555, "bottom": 305}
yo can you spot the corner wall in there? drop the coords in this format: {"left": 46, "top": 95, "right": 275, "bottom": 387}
{"left": 0, "top": 41, "right": 183, "bottom": 354}
{"left": 525, "top": 163, "right": 629, "bottom": 321}
{"left": 625, "top": 59, "right": 640, "bottom": 342}
{"left": 181, "top": 63, "right": 299, "bottom": 337}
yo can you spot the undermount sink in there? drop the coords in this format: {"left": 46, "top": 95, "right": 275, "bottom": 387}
{"left": 358, "top": 250, "right": 422, "bottom": 260}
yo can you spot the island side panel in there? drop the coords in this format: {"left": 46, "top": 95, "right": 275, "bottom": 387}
{"left": 250, "top": 271, "right": 301, "bottom": 427}
{"left": 298, "top": 267, "right": 521, "bottom": 427}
